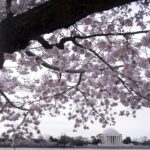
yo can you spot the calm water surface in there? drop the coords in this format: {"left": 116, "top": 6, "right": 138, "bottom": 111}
{"left": 0, "top": 148, "right": 149, "bottom": 150}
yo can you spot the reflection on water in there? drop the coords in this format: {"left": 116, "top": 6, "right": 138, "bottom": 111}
{"left": 0, "top": 148, "right": 148, "bottom": 150}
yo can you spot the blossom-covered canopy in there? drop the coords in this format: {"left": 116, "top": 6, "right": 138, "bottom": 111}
{"left": 0, "top": 0, "right": 149, "bottom": 139}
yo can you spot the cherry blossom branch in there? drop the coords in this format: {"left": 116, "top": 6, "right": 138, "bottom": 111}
{"left": 35, "top": 36, "right": 73, "bottom": 50}
{"left": 34, "top": 36, "right": 53, "bottom": 49}
{"left": 0, "top": 102, "right": 8, "bottom": 113}
{"left": 73, "top": 41, "right": 149, "bottom": 101}
{"left": 77, "top": 73, "right": 83, "bottom": 86}
{"left": 26, "top": 51, "right": 85, "bottom": 73}
{"left": 1, "top": 0, "right": 137, "bottom": 54}
{"left": 117, "top": 76, "right": 138, "bottom": 99}
{"left": 0, "top": 89, "right": 29, "bottom": 111}
{"left": 26, "top": 50, "right": 123, "bottom": 73}
{"left": 0, "top": 53, "right": 5, "bottom": 69}
{"left": 54, "top": 87, "right": 74, "bottom": 97}
{"left": 54, "top": 72, "right": 83, "bottom": 97}
{"left": 14, "top": 112, "right": 29, "bottom": 133}
{"left": 73, "top": 40, "right": 117, "bottom": 72}
{"left": 74, "top": 30, "right": 150, "bottom": 39}
{"left": 35, "top": 30, "right": 150, "bottom": 50}
{"left": 77, "top": 88, "right": 108, "bottom": 124}
{"left": 79, "top": 41, "right": 147, "bottom": 100}
{"left": 117, "top": 75, "right": 150, "bottom": 101}
{"left": 58, "top": 72, "right": 62, "bottom": 83}
{"left": 5, "top": 0, "right": 14, "bottom": 19}
{"left": 6, "top": 0, "right": 12, "bottom": 11}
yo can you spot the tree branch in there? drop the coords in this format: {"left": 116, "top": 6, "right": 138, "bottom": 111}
{"left": 26, "top": 50, "right": 85, "bottom": 73}
{"left": 26, "top": 50, "right": 123, "bottom": 73}
{"left": 0, "top": 0, "right": 138, "bottom": 53}
{"left": 0, "top": 102, "right": 8, "bottom": 114}
{"left": 0, "top": 89, "right": 29, "bottom": 111}
{"left": 35, "top": 30, "right": 150, "bottom": 50}
{"left": 77, "top": 88, "right": 108, "bottom": 124}
{"left": 77, "top": 73, "right": 83, "bottom": 86}
{"left": 73, "top": 40, "right": 150, "bottom": 101}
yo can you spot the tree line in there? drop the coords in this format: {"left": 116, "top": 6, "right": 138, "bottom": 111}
{"left": 0, "top": 135, "right": 150, "bottom": 147}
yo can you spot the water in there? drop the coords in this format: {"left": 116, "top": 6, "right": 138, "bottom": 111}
{"left": 0, "top": 148, "right": 149, "bottom": 150}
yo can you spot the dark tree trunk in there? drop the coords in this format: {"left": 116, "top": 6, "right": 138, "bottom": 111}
{"left": 0, "top": 0, "right": 138, "bottom": 54}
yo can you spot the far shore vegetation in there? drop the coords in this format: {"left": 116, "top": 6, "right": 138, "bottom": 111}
{"left": 0, "top": 135, "right": 150, "bottom": 147}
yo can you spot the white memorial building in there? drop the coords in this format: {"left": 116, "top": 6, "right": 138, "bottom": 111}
{"left": 97, "top": 128, "right": 122, "bottom": 145}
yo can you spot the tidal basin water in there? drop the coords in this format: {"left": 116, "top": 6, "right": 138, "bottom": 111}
{"left": 0, "top": 148, "right": 149, "bottom": 150}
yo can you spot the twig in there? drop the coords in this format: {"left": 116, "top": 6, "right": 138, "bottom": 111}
{"left": 0, "top": 89, "right": 29, "bottom": 111}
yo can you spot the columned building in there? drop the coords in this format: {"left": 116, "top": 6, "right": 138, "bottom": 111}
{"left": 97, "top": 128, "right": 122, "bottom": 145}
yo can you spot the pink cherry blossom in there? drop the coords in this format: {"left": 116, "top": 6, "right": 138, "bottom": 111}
{"left": 0, "top": 0, "right": 150, "bottom": 138}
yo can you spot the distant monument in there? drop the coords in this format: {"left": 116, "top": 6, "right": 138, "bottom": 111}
{"left": 97, "top": 128, "right": 122, "bottom": 145}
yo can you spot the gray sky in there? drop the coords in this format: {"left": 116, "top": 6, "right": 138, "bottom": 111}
{"left": 39, "top": 107, "right": 150, "bottom": 140}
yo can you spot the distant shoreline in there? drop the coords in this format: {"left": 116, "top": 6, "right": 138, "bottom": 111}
{"left": 1, "top": 145, "right": 150, "bottom": 149}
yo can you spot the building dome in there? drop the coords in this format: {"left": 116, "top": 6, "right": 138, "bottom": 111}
{"left": 97, "top": 128, "right": 122, "bottom": 145}
{"left": 101, "top": 128, "right": 120, "bottom": 136}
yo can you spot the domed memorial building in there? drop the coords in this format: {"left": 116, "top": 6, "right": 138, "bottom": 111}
{"left": 97, "top": 128, "right": 122, "bottom": 145}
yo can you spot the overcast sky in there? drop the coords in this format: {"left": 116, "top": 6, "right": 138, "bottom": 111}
{"left": 39, "top": 107, "right": 150, "bottom": 140}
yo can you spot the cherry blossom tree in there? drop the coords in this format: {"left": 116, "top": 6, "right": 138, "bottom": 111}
{"left": 0, "top": 0, "right": 150, "bottom": 139}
